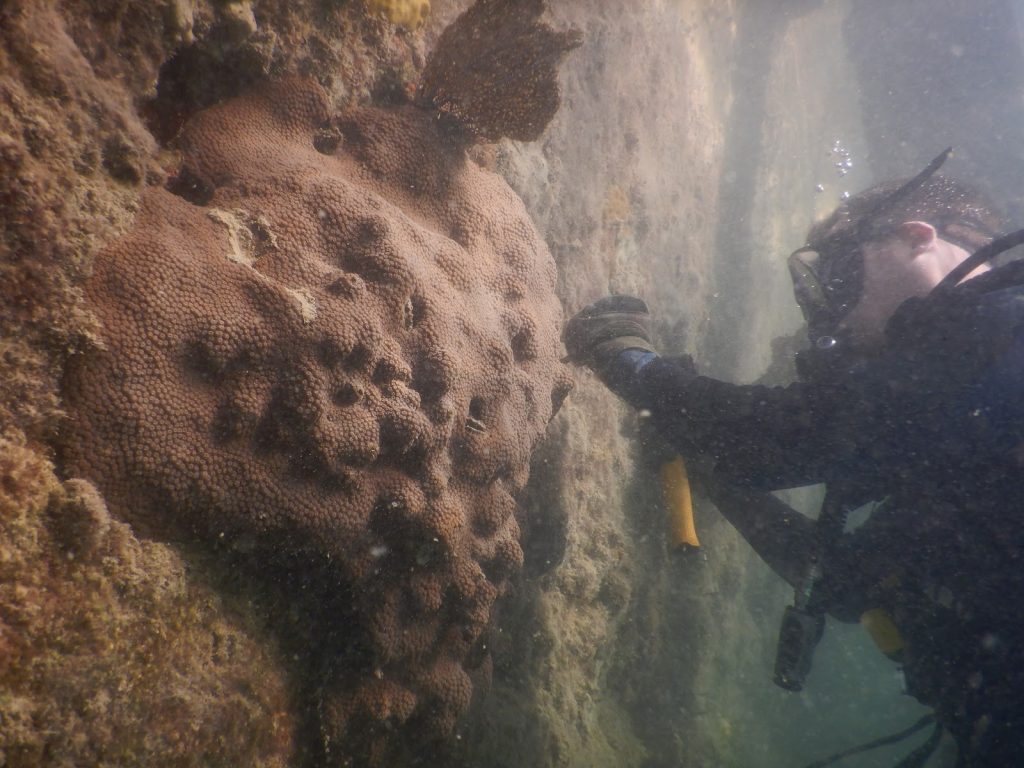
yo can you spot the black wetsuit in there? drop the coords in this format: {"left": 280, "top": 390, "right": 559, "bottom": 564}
{"left": 608, "top": 269, "right": 1024, "bottom": 766}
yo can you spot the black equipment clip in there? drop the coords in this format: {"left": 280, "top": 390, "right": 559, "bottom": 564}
{"left": 773, "top": 485, "right": 852, "bottom": 692}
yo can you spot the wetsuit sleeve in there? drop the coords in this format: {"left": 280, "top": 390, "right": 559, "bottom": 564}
{"left": 700, "top": 478, "right": 816, "bottom": 590}
{"left": 630, "top": 356, "right": 842, "bottom": 489}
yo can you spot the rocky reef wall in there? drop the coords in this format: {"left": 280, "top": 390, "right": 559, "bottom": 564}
{"left": 449, "top": 2, "right": 883, "bottom": 766}
{"left": 0, "top": 0, "right": 954, "bottom": 766}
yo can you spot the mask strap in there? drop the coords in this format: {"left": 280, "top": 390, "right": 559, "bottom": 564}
{"left": 892, "top": 147, "right": 952, "bottom": 201}
{"left": 854, "top": 147, "right": 952, "bottom": 240}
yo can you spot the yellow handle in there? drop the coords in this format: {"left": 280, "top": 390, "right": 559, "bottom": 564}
{"left": 660, "top": 456, "right": 700, "bottom": 551}
{"left": 860, "top": 608, "right": 905, "bottom": 660}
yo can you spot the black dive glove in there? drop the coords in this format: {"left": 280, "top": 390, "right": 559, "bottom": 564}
{"left": 562, "top": 295, "right": 656, "bottom": 374}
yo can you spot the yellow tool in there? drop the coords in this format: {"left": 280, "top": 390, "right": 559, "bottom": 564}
{"left": 660, "top": 455, "right": 700, "bottom": 551}
{"left": 860, "top": 608, "right": 905, "bottom": 661}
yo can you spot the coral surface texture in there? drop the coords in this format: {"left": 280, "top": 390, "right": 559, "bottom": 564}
{"left": 62, "top": 74, "right": 571, "bottom": 759}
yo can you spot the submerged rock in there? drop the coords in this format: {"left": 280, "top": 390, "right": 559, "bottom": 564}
{"left": 59, "top": 2, "right": 578, "bottom": 761}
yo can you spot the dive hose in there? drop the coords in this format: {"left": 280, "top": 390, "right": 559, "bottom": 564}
{"left": 801, "top": 713, "right": 941, "bottom": 768}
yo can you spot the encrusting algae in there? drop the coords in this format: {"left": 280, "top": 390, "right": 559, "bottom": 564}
{"left": 365, "top": 0, "right": 432, "bottom": 30}
{"left": 0, "top": 430, "right": 293, "bottom": 766}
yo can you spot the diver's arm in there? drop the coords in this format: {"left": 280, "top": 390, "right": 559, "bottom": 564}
{"left": 699, "top": 477, "right": 816, "bottom": 591}
{"left": 564, "top": 296, "right": 852, "bottom": 489}
{"left": 608, "top": 352, "right": 841, "bottom": 489}
{"left": 701, "top": 475, "right": 884, "bottom": 623}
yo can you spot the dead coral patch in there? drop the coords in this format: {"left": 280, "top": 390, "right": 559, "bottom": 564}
{"left": 0, "top": 3, "right": 156, "bottom": 442}
{"left": 0, "top": 430, "right": 294, "bottom": 766}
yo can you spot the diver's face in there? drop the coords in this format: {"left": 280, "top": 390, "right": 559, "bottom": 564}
{"left": 839, "top": 221, "right": 974, "bottom": 349}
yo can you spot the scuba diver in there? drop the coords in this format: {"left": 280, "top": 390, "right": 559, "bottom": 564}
{"left": 563, "top": 150, "right": 1024, "bottom": 767}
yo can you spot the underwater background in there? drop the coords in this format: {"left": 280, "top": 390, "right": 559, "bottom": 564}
{"left": 2, "top": 0, "right": 1024, "bottom": 766}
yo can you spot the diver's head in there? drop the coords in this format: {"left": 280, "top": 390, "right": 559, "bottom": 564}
{"left": 789, "top": 151, "right": 1004, "bottom": 353}
{"left": 834, "top": 221, "right": 980, "bottom": 349}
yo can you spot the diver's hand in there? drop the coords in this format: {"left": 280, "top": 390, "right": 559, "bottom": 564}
{"left": 562, "top": 295, "right": 656, "bottom": 371}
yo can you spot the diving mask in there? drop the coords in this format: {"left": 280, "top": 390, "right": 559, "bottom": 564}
{"left": 788, "top": 148, "right": 953, "bottom": 341}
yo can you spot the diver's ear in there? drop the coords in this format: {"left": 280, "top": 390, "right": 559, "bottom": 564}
{"left": 898, "top": 221, "right": 937, "bottom": 255}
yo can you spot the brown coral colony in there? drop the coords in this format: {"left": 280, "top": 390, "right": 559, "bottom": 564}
{"left": 62, "top": 0, "right": 579, "bottom": 754}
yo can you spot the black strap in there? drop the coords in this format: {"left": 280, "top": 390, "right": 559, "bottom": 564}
{"left": 935, "top": 226, "right": 1024, "bottom": 293}
{"left": 894, "top": 720, "right": 944, "bottom": 768}
{"left": 800, "top": 713, "right": 940, "bottom": 768}
{"left": 855, "top": 148, "right": 953, "bottom": 242}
